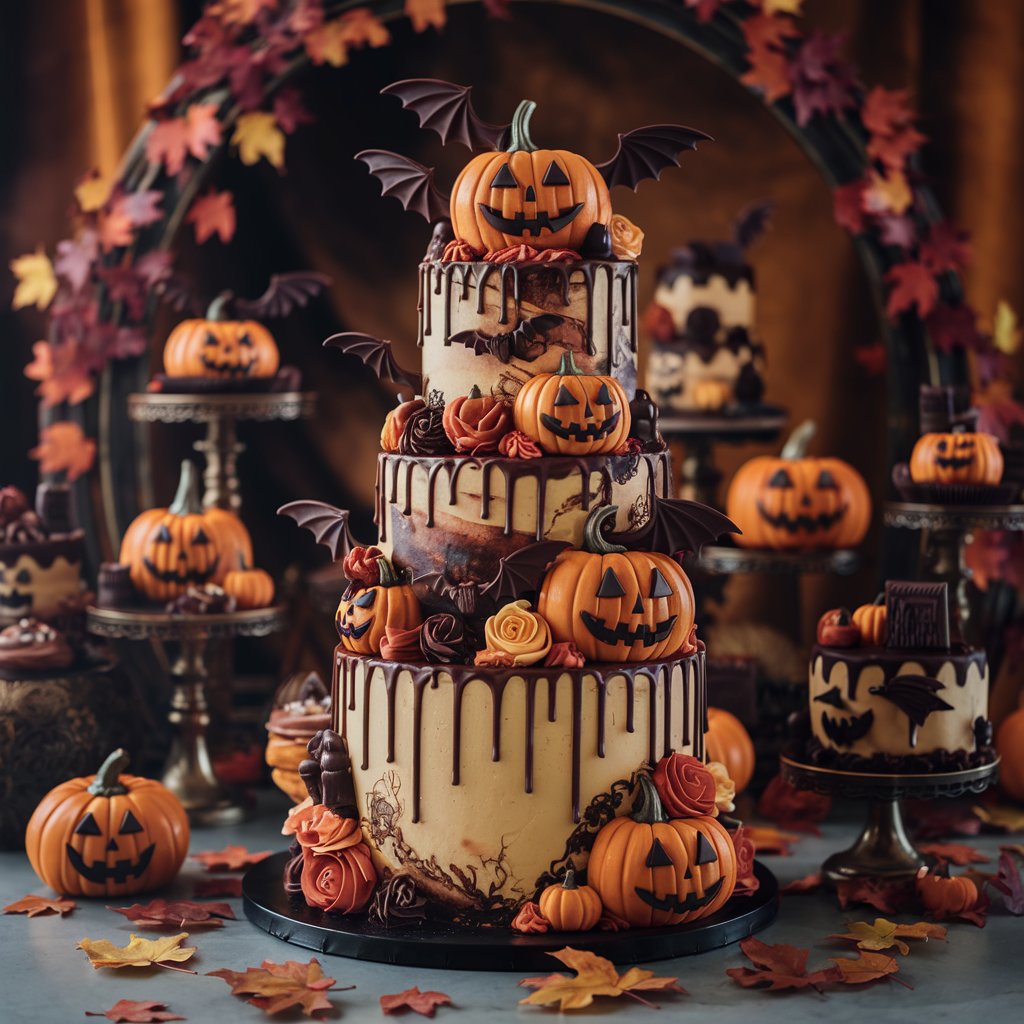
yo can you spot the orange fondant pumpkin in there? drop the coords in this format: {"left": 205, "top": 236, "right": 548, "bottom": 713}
{"left": 915, "top": 867, "right": 978, "bottom": 915}
{"left": 588, "top": 774, "right": 736, "bottom": 927}
{"left": 995, "top": 707, "right": 1024, "bottom": 802}
{"left": 163, "top": 294, "right": 280, "bottom": 379}
{"left": 910, "top": 430, "right": 1003, "bottom": 485}
{"left": 538, "top": 505, "right": 694, "bottom": 662}
{"left": 25, "top": 749, "right": 189, "bottom": 897}
{"left": 450, "top": 100, "right": 612, "bottom": 254}
{"left": 119, "top": 461, "right": 254, "bottom": 602}
{"left": 705, "top": 707, "right": 756, "bottom": 794}
{"left": 726, "top": 421, "right": 871, "bottom": 550}
{"left": 853, "top": 598, "right": 887, "bottom": 646}
{"left": 538, "top": 869, "right": 602, "bottom": 932}
{"left": 335, "top": 557, "right": 422, "bottom": 655}
{"left": 223, "top": 562, "right": 275, "bottom": 609}
{"left": 514, "top": 351, "right": 631, "bottom": 456}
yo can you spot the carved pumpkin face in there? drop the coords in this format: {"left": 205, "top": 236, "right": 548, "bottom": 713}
{"left": 0, "top": 550, "right": 81, "bottom": 620}
{"left": 514, "top": 352, "right": 631, "bottom": 455}
{"left": 450, "top": 100, "right": 612, "bottom": 253}
{"left": 909, "top": 431, "right": 1003, "bottom": 485}
{"left": 335, "top": 557, "right": 423, "bottom": 655}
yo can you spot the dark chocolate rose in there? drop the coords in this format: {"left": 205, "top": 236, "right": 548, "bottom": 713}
{"left": 283, "top": 838, "right": 304, "bottom": 897}
{"left": 367, "top": 872, "right": 427, "bottom": 928}
{"left": 420, "top": 613, "right": 467, "bottom": 665}
{"left": 397, "top": 406, "right": 454, "bottom": 457}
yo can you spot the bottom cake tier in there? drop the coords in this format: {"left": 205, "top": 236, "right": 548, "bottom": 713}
{"left": 332, "top": 645, "right": 707, "bottom": 919}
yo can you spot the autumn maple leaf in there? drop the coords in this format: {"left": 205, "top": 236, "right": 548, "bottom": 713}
{"left": 885, "top": 261, "right": 938, "bottom": 319}
{"left": 726, "top": 936, "right": 841, "bottom": 991}
{"left": 756, "top": 773, "right": 831, "bottom": 834}
{"left": 974, "top": 801, "right": 1024, "bottom": 833}
{"left": 29, "top": 422, "right": 97, "bottom": 480}
{"left": 54, "top": 230, "right": 99, "bottom": 292}
{"left": 989, "top": 847, "right": 1024, "bottom": 914}
{"left": 740, "top": 14, "right": 799, "bottom": 103}
{"left": 836, "top": 876, "right": 917, "bottom": 915}
{"left": 85, "top": 1000, "right": 185, "bottom": 1023}
{"left": 4, "top": 894, "right": 76, "bottom": 917}
{"left": 993, "top": 300, "right": 1022, "bottom": 354}
{"left": 683, "top": 0, "right": 736, "bottom": 22}
{"left": 98, "top": 205, "right": 135, "bottom": 252}
{"left": 380, "top": 986, "right": 452, "bottom": 1017}
{"left": 187, "top": 190, "right": 236, "bottom": 244}
{"left": 24, "top": 342, "right": 95, "bottom": 408}
{"left": 185, "top": 103, "right": 222, "bottom": 161}
{"left": 406, "top": 0, "right": 446, "bottom": 33}
{"left": 926, "top": 303, "right": 984, "bottom": 354}
{"left": 862, "top": 169, "right": 913, "bottom": 216}
{"left": 830, "top": 917, "right": 946, "bottom": 955}
{"left": 788, "top": 31, "right": 858, "bottom": 127}
{"left": 192, "top": 844, "right": 272, "bottom": 871}
{"left": 878, "top": 214, "right": 916, "bottom": 249}
{"left": 780, "top": 872, "right": 822, "bottom": 894}
{"left": 74, "top": 170, "right": 112, "bottom": 213}
{"left": 146, "top": 118, "right": 190, "bottom": 176}
{"left": 273, "top": 87, "right": 313, "bottom": 134}
{"left": 833, "top": 180, "right": 866, "bottom": 233}
{"left": 920, "top": 222, "right": 972, "bottom": 274}
{"left": 110, "top": 898, "right": 236, "bottom": 929}
{"left": 208, "top": 958, "right": 348, "bottom": 1018}
{"left": 917, "top": 842, "right": 990, "bottom": 867}
{"left": 77, "top": 933, "right": 197, "bottom": 972}
{"left": 232, "top": 111, "right": 286, "bottom": 169}
{"left": 828, "top": 951, "right": 908, "bottom": 986}
{"left": 11, "top": 248, "right": 58, "bottom": 310}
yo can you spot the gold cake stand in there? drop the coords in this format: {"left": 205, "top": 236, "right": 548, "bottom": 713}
{"left": 86, "top": 604, "right": 287, "bottom": 826}
{"left": 780, "top": 752, "right": 999, "bottom": 882}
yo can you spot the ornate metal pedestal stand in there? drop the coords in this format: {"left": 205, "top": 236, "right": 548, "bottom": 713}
{"left": 696, "top": 545, "right": 862, "bottom": 577}
{"left": 86, "top": 605, "right": 287, "bottom": 826}
{"left": 781, "top": 753, "right": 998, "bottom": 882}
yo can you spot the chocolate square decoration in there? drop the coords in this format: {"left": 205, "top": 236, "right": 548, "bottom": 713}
{"left": 885, "top": 580, "right": 950, "bottom": 650}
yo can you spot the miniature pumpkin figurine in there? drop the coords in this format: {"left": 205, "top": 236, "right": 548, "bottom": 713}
{"left": 514, "top": 351, "right": 631, "bottom": 456}
{"left": 704, "top": 707, "right": 756, "bottom": 794}
{"left": 910, "top": 428, "right": 1003, "bottom": 486}
{"left": 726, "top": 420, "right": 871, "bottom": 550}
{"left": 915, "top": 867, "right": 978, "bottom": 916}
{"left": 163, "top": 293, "right": 280, "bottom": 379}
{"left": 25, "top": 749, "right": 189, "bottom": 898}
{"left": 335, "top": 556, "right": 422, "bottom": 655}
{"left": 852, "top": 595, "right": 887, "bottom": 646}
{"left": 816, "top": 607, "right": 861, "bottom": 648}
{"left": 538, "top": 505, "right": 694, "bottom": 662}
{"left": 588, "top": 773, "right": 736, "bottom": 927}
{"left": 450, "top": 99, "right": 612, "bottom": 254}
{"left": 538, "top": 868, "right": 602, "bottom": 932}
{"left": 119, "top": 461, "right": 254, "bottom": 602}
{"left": 222, "top": 559, "right": 275, "bottom": 610}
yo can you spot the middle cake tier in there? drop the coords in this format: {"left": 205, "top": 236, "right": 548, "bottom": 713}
{"left": 375, "top": 450, "right": 671, "bottom": 594}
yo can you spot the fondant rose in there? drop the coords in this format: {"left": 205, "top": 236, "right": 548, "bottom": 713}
{"left": 706, "top": 760, "right": 736, "bottom": 815}
{"left": 343, "top": 545, "right": 383, "bottom": 587}
{"left": 510, "top": 900, "right": 549, "bottom": 934}
{"left": 380, "top": 624, "right": 424, "bottom": 662}
{"left": 474, "top": 648, "right": 516, "bottom": 668}
{"left": 297, "top": 806, "right": 364, "bottom": 854}
{"left": 535, "top": 248, "right": 582, "bottom": 263}
{"left": 644, "top": 302, "right": 675, "bottom": 343}
{"left": 483, "top": 599, "right": 551, "bottom": 666}
{"left": 612, "top": 438, "right": 643, "bottom": 456}
{"left": 398, "top": 405, "right": 454, "bottom": 456}
{"left": 442, "top": 387, "right": 512, "bottom": 456}
{"left": 441, "top": 238, "right": 483, "bottom": 263}
{"left": 499, "top": 429, "right": 542, "bottom": 460}
{"left": 544, "top": 641, "right": 585, "bottom": 669}
{"left": 609, "top": 214, "right": 644, "bottom": 260}
{"left": 484, "top": 244, "right": 540, "bottom": 263}
{"left": 283, "top": 839, "right": 304, "bottom": 897}
{"left": 368, "top": 873, "right": 427, "bottom": 927}
{"left": 381, "top": 399, "right": 425, "bottom": 453}
{"left": 731, "top": 825, "right": 759, "bottom": 897}
{"left": 674, "top": 623, "right": 700, "bottom": 658}
{"left": 300, "top": 846, "right": 376, "bottom": 914}
{"left": 651, "top": 753, "right": 717, "bottom": 818}
{"left": 420, "top": 613, "right": 467, "bottom": 664}
{"left": 0, "top": 486, "right": 29, "bottom": 526}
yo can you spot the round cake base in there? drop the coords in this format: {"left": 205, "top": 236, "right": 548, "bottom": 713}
{"left": 242, "top": 854, "right": 778, "bottom": 971}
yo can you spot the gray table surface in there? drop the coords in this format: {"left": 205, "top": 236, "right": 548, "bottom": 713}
{"left": 1, "top": 790, "right": 1020, "bottom": 1023}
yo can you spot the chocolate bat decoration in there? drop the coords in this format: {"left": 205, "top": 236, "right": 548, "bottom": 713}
{"left": 380, "top": 78, "right": 510, "bottom": 151}
{"left": 356, "top": 149, "right": 450, "bottom": 222}
{"left": 449, "top": 313, "right": 565, "bottom": 364}
{"left": 606, "top": 496, "right": 738, "bottom": 557}
{"left": 234, "top": 272, "right": 331, "bottom": 319}
{"left": 869, "top": 674, "right": 954, "bottom": 748}
{"left": 413, "top": 571, "right": 483, "bottom": 617}
{"left": 324, "top": 332, "right": 423, "bottom": 391}
{"left": 596, "top": 125, "right": 712, "bottom": 191}
{"left": 733, "top": 200, "right": 775, "bottom": 250}
{"left": 277, "top": 500, "right": 363, "bottom": 562}
{"left": 155, "top": 275, "right": 205, "bottom": 316}
{"left": 479, "top": 540, "right": 572, "bottom": 604}
{"left": 821, "top": 709, "right": 874, "bottom": 747}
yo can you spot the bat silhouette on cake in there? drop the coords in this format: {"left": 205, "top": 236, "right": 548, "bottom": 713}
{"left": 156, "top": 271, "right": 330, "bottom": 318}
{"left": 869, "top": 674, "right": 955, "bottom": 747}
{"left": 277, "top": 501, "right": 363, "bottom": 562}
{"left": 449, "top": 313, "right": 566, "bottom": 364}
{"left": 324, "top": 332, "right": 423, "bottom": 391}
{"left": 603, "top": 494, "right": 739, "bottom": 559}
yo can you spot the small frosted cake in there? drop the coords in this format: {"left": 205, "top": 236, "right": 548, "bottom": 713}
{"left": 808, "top": 581, "right": 992, "bottom": 772}
{"left": 265, "top": 672, "right": 332, "bottom": 802}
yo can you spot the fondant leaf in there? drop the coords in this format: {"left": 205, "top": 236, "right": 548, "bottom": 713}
{"left": 829, "top": 917, "right": 946, "bottom": 955}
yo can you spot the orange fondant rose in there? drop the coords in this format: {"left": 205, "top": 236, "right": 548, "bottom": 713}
{"left": 282, "top": 796, "right": 314, "bottom": 837}
{"left": 442, "top": 386, "right": 512, "bottom": 455}
{"left": 473, "top": 648, "right": 516, "bottom": 668}
{"left": 343, "top": 545, "right": 383, "bottom": 587}
{"left": 609, "top": 214, "right": 644, "bottom": 260}
{"left": 381, "top": 399, "right": 425, "bottom": 453}
{"left": 510, "top": 900, "right": 549, "bottom": 934}
{"left": 706, "top": 760, "right": 737, "bottom": 815}
{"left": 300, "top": 846, "right": 376, "bottom": 914}
{"left": 499, "top": 429, "right": 542, "bottom": 460}
{"left": 731, "top": 825, "right": 759, "bottom": 897}
{"left": 484, "top": 244, "right": 541, "bottom": 263}
{"left": 441, "top": 238, "right": 483, "bottom": 262}
{"left": 651, "top": 753, "right": 717, "bottom": 819}
{"left": 544, "top": 641, "right": 585, "bottom": 669}
{"left": 294, "top": 806, "right": 365, "bottom": 854}
{"left": 483, "top": 599, "right": 552, "bottom": 667}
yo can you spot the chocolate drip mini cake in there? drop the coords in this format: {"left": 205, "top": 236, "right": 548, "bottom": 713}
{"left": 807, "top": 582, "right": 993, "bottom": 773}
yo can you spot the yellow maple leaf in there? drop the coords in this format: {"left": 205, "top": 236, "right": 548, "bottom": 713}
{"left": 519, "top": 947, "right": 685, "bottom": 1011}
{"left": 10, "top": 248, "right": 58, "bottom": 310}
{"left": 763, "top": 0, "right": 804, "bottom": 14}
{"left": 830, "top": 917, "right": 947, "bottom": 956}
{"left": 406, "top": 0, "right": 447, "bottom": 33}
{"left": 232, "top": 112, "right": 285, "bottom": 170}
{"left": 304, "top": 19, "right": 350, "bottom": 66}
{"left": 864, "top": 169, "right": 912, "bottom": 216}
{"left": 74, "top": 172, "right": 112, "bottom": 213}
{"left": 77, "top": 932, "right": 197, "bottom": 971}
{"left": 973, "top": 801, "right": 1024, "bottom": 832}
{"left": 994, "top": 300, "right": 1021, "bottom": 355}
{"left": 829, "top": 950, "right": 903, "bottom": 985}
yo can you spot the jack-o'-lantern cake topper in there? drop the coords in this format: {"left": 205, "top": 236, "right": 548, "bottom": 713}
{"left": 357, "top": 78, "right": 710, "bottom": 251}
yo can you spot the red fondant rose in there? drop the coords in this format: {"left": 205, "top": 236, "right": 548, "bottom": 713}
{"left": 343, "top": 545, "right": 383, "bottom": 587}
{"left": 499, "top": 429, "right": 542, "bottom": 460}
{"left": 442, "top": 387, "right": 512, "bottom": 455}
{"left": 300, "top": 845, "right": 377, "bottom": 915}
{"left": 652, "top": 754, "right": 717, "bottom": 819}
{"left": 441, "top": 238, "right": 483, "bottom": 263}
{"left": 510, "top": 900, "right": 549, "bottom": 934}
{"left": 544, "top": 642, "right": 585, "bottom": 669}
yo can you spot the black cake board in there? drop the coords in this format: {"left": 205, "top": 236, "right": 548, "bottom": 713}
{"left": 242, "top": 853, "right": 778, "bottom": 971}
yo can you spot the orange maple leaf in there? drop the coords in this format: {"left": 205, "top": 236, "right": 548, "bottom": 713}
{"left": 146, "top": 118, "right": 190, "bottom": 176}
{"left": 4, "top": 894, "right": 76, "bottom": 917}
{"left": 191, "top": 845, "right": 272, "bottom": 871}
{"left": 380, "top": 986, "right": 452, "bottom": 1017}
{"left": 185, "top": 103, "right": 222, "bottom": 162}
{"left": 740, "top": 14, "right": 799, "bottom": 102}
{"left": 30, "top": 423, "right": 96, "bottom": 481}
{"left": 406, "top": 0, "right": 446, "bottom": 32}
{"left": 726, "top": 936, "right": 841, "bottom": 991}
{"left": 208, "top": 958, "right": 349, "bottom": 1018}
{"left": 863, "top": 169, "right": 912, "bottom": 216}
{"left": 186, "top": 190, "right": 236, "bottom": 244}
{"left": 828, "top": 951, "right": 909, "bottom": 987}
{"left": 24, "top": 341, "right": 95, "bottom": 408}
{"left": 885, "top": 261, "right": 939, "bottom": 319}
{"left": 84, "top": 999, "right": 184, "bottom": 1023}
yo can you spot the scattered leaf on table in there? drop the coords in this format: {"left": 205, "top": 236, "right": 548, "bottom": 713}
{"left": 836, "top": 876, "right": 916, "bottom": 915}
{"left": 519, "top": 947, "right": 686, "bottom": 1011}
{"left": 193, "top": 877, "right": 242, "bottom": 898}
{"left": 725, "top": 936, "right": 840, "bottom": 992}
{"left": 78, "top": 933, "right": 197, "bottom": 972}
{"left": 905, "top": 800, "right": 982, "bottom": 839}
{"left": 4, "top": 894, "right": 75, "bottom": 917}
{"left": 109, "top": 899, "right": 235, "bottom": 929}
{"left": 745, "top": 825, "right": 801, "bottom": 855}
{"left": 829, "top": 951, "right": 908, "bottom": 987}
{"left": 380, "top": 986, "right": 452, "bottom": 1017}
{"left": 192, "top": 845, "right": 271, "bottom": 871}
{"left": 756, "top": 775, "right": 832, "bottom": 834}
{"left": 85, "top": 999, "right": 185, "bottom": 1022}
{"left": 918, "top": 842, "right": 989, "bottom": 866}
{"left": 973, "top": 801, "right": 1024, "bottom": 833}
{"left": 781, "top": 873, "right": 822, "bottom": 894}
{"left": 11, "top": 248, "right": 58, "bottom": 310}
{"left": 208, "top": 958, "right": 350, "bottom": 1018}
{"left": 829, "top": 918, "right": 946, "bottom": 955}
{"left": 989, "top": 847, "right": 1024, "bottom": 915}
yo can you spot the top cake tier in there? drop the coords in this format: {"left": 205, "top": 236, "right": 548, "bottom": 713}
{"left": 418, "top": 258, "right": 638, "bottom": 405}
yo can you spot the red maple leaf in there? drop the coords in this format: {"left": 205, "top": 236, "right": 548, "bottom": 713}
{"left": 917, "top": 842, "right": 990, "bottom": 867}
{"left": 756, "top": 774, "right": 831, "bottom": 834}
{"left": 854, "top": 342, "right": 887, "bottom": 376}
{"left": 192, "top": 845, "right": 271, "bottom": 871}
{"left": 273, "top": 86, "right": 313, "bottom": 134}
{"left": 990, "top": 847, "right": 1024, "bottom": 915}
{"left": 54, "top": 230, "right": 99, "bottom": 292}
{"left": 868, "top": 126, "right": 928, "bottom": 171}
{"left": 885, "top": 260, "right": 939, "bottom": 319}
{"left": 926, "top": 303, "right": 984, "bottom": 353}
{"left": 788, "top": 31, "right": 858, "bottom": 127}
{"left": 96, "top": 265, "right": 148, "bottom": 320}
{"left": 904, "top": 800, "right": 982, "bottom": 839}
{"left": 740, "top": 14, "right": 798, "bottom": 103}
{"left": 726, "top": 937, "right": 841, "bottom": 992}
{"left": 877, "top": 214, "right": 916, "bottom": 249}
{"left": 24, "top": 340, "right": 96, "bottom": 407}
{"left": 134, "top": 250, "right": 174, "bottom": 289}
{"left": 185, "top": 102, "right": 222, "bottom": 160}
{"left": 780, "top": 873, "right": 823, "bottom": 894}
{"left": 145, "top": 117, "right": 190, "bottom": 176}
{"left": 836, "top": 876, "right": 916, "bottom": 915}
{"left": 862, "top": 86, "right": 918, "bottom": 139}
{"left": 683, "top": 0, "right": 735, "bottom": 23}
{"left": 85, "top": 1000, "right": 184, "bottom": 1023}
{"left": 110, "top": 898, "right": 236, "bottom": 929}
{"left": 920, "top": 222, "right": 972, "bottom": 274}
{"left": 832, "top": 181, "right": 866, "bottom": 233}
{"left": 186, "top": 190, "right": 236, "bottom": 244}
{"left": 380, "top": 987, "right": 453, "bottom": 1017}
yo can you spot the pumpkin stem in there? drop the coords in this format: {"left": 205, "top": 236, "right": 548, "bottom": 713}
{"left": 557, "top": 350, "right": 584, "bottom": 377}
{"left": 873, "top": 591, "right": 885, "bottom": 605}
{"left": 562, "top": 868, "right": 578, "bottom": 890}
{"left": 507, "top": 99, "right": 538, "bottom": 153}
{"left": 377, "top": 556, "right": 401, "bottom": 587}
{"left": 168, "top": 461, "right": 204, "bottom": 516}
{"left": 632, "top": 773, "right": 668, "bottom": 825}
{"left": 468, "top": 384, "right": 482, "bottom": 400}
{"left": 780, "top": 419, "right": 816, "bottom": 460}
{"left": 583, "top": 505, "right": 627, "bottom": 555}
{"left": 206, "top": 291, "right": 236, "bottom": 321}
{"left": 88, "top": 749, "right": 130, "bottom": 796}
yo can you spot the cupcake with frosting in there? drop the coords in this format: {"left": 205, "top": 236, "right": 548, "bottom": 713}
{"left": 265, "top": 671, "right": 332, "bottom": 802}
{"left": 0, "top": 618, "right": 74, "bottom": 674}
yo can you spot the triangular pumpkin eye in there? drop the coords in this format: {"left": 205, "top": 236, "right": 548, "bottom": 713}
{"left": 816, "top": 469, "right": 837, "bottom": 489}
{"left": 768, "top": 468, "right": 793, "bottom": 488}
{"left": 649, "top": 568, "right": 673, "bottom": 598}
{"left": 645, "top": 838, "right": 674, "bottom": 867}
{"left": 352, "top": 589, "right": 376, "bottom": 609}
{"left": 119, "top": 810, "right": 144, "bottom": 834}
{"left": 490, "top": 163, "right": 518, "bottom": 188}
{"left": 542, "top": 161, "right": 570, "bottom": 186}
{"left": 695, "top": 831, "right": 718, "bottom": 865}
{"left": 554, "top": 384, "right": 579, "bottom": 407}
{"left": 595, "top": 383, "right": 614, "bottom": 406}
{"left": 192, "top": 527, "right": 209, "bottom": 545}
{"left": 74, "top": 812, "right": 102, "bottom": 836}
{"left": 597, "top": 568, "right": 626, "bottom": 598}
{"left": 156, "top": 525, "right": 172, "bottom": 543}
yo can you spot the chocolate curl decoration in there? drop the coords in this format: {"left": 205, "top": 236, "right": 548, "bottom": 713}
{"left": 301, "top": 728, "right": 359, "bottom": 818}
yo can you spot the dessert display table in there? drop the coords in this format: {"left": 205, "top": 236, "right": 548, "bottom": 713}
{"left": 86, "top": 605, "right": 288, "bottom": 826}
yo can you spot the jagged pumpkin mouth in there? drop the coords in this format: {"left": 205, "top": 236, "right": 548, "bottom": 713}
{"left": 934, "top": 456, "right": 974, "bottom": 470}
{"left": 337, "top": 618, "right": 373, "bottom": 640}
{"left": 0, "top": 589, "right": 31, "bottom": 609}
{"left": 143, "top": 557, "right": 218, "bottom": 585}
{"left": 479, "top": 202, "right": 584, "bottom": 237}
{"left": 200, "top": 354, "right": 255, "bottom": 376}
{"left": 635, "top": 875, "right": 724, "bottom": 913}
{"left": 580, "top": 610, "right": 677, "bottom": 646}
{"left": 755, "top": 502, "right": 847, "bottom": 533}
{"left": 540, "top": 410, "right": 621, "bottom": 441}
{"left": 66, "top": 842, "right": 155, "bottom": 884}
{"left": 820, "top": 709, "right": 874, "bottom": 746}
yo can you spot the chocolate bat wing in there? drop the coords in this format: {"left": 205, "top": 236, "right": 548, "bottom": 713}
{"left": 323, "top": 332, "right": 423, "bottom": 391}
{"left": 234, "top": 271, "right": 331, "bottom": 319}
{"left": 356, "top": 149, "right": 450, "bottom": 222}
{"left": 156, "top": 275, "right": 204, "bottom": 316}
{"left": 596, "top": 125, "right": 712, "bottom": 191}
{"left": 381, "top": 79, "right": 509, "bottom": 151}
{"left": 449, "top": 329, "right": 492, "bottom": 356}
{"left": 733, "top": 200, "right": 775, "bottom": 250}
{"left": 277, "top": 500, "right": 359, "bottom": 562}
{"left": 607, "top": 496, "right": 738, "bottom": 557}
{"left": 870, "top": 675, "right": 954, "bottom": 728}
{"left": 480, "top": 541, "right": 572, "bottom": 604}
